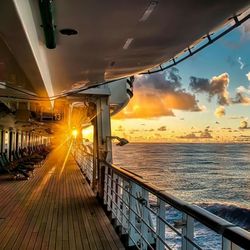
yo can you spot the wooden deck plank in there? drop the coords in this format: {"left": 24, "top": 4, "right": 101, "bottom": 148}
{"left": 8, "top": 163, "right": 53, "bottom": 249}
{"left": 79, "top": 176, "right": 124, "bottom": 250}
{"left": 65, "top": 170, "right": 77, "bottom": 250}
{"left": 73, "top": 169, "right": 104, "bottom": 250}
{"left": 0, "top": 165, "right": 48, "bottom": 248}
{"left": 75, "top": 173, "right": 113, "bottom": 249}
{"left": 40, "top": 170, "right": 58, "bottom": 249}
{"left": 0, "top": 145, "right": 124, "bottom": 250}
{"left": 68, "top": 167, "right": 88, "bottom": 250}
{"left": 13, "top": 164, "right": 52, "bottom": 249}
{"left": 70, "top": 161, "right": 98, "bottom": 250}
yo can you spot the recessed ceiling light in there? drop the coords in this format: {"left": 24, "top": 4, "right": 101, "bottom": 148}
{"left": 60, "top": 28, "right": 78, "bottom": 36}
{"left": 123, "top": 38, "right": 134, "bottom": 50}
{"left": 139, "top": 1, "right": 158, "bottom": 22}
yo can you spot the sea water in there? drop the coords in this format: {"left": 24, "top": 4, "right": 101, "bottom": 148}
{"left": 113, "top": 143, "right": 250, "bottom": 249}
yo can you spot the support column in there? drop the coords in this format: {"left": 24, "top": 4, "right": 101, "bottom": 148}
{"left": 2, "top": 130, "right": 9, "bottom": 156}
{"left": 20, "top": 131, "right": 24, "bottom": 148}
{"left": 95, "top": 96, "right": 112, "bottom": 200}
{"left": 9, "top": 129, "right": 13, "bottom": 160}
{"left": 0, "top": 128, "right": 3, "bottom": 153}
{"left": 29, "top": 132, "right": 31, "bottom": 147}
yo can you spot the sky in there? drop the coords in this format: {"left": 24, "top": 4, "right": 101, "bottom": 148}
{"left": 111, "top": 17, "right": 250, "bottom": 143}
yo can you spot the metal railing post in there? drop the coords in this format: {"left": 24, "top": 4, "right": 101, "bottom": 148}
{"left": 182, "top": 213, "right": 194, "bottom": 250}
{"left": 103, "top": 165, "right": 108, "bottom": 206}
{"left": 74, "top": 158, "right": 250, "bottom": 250}
{"left": 117, "top": 176, "right": 122, "bottom": 226}
{"left": 156, "top": 198, "right": 165, "bottom": 250}
{"left": 222, "top": 237, "right": 231, "bottom": 250}
{"left": 111, "top": 172, "right": 118, "bottom": 219}
{"left": 128, "top": 181, "right": 139, "bottom": 247}
{"left": 140, "top": 188, "right": 156, "bottom": 249}
{"left": 107, "top": 168, "right": 112, "bottom": 212}
{"left": 121, "top": 179, "right": 129, "bottom": 235}
{"left": 232, "top": 243, "right": 241, "bottom": 250}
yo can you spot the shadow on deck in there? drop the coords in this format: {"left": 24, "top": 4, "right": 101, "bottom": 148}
{"left": 0, "top": 145, "right": 124, "bottom": 250}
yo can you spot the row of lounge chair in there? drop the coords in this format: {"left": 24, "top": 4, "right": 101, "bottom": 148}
{"left": 0, "top": 145, "right": 50, "bottom": 180}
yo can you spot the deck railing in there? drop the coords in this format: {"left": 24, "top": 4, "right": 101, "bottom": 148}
{"left": 102, "top": 161, "right": 250, "bottom": 250}
{"left": 74, "top": 148, "right": 250, "bottom": 250}
{"left": 73, "top": 145, "right": 93, "bottom": 184}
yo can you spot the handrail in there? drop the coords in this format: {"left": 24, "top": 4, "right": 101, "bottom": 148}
{"left": 74, "top": 146, "right": 94, "bottom": 184}
{"left": 102, "top": 160, "right": 250, "bottom": 249}
{"left": 140, "top": 13, "right": 250, "bottom": 75}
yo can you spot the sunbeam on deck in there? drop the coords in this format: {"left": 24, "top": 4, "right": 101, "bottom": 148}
{"left": 0, "top": 145, "right": 124, "bottom": 250}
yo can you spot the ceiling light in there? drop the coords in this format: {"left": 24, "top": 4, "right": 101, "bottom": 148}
{"left": 123, "top": 38, "right": 133, "bottom": 50}
{"left": 139, "top": 1, "right": 158, "bottom": 22}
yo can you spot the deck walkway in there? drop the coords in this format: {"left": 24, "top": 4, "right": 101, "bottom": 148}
{"left": 0, "top": 145, "right": 124, "bottom": 250}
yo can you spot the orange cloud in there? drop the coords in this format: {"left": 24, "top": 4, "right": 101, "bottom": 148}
{"left": 179, "top": 128, "right": 213, "bottom": 139}
{"left": 190, "top": 73, "right": 230, "bottom": 105}
{"left": 214, "top": 106, "right": 225, "bottom": 118}
{"left": 113, "top": 68, "right": 203, "bottom": 119}
{"left": 113, "top": 90, "right": 174, "bottom": 119}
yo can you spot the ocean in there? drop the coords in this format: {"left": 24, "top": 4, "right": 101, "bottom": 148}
{"left": 113, "top": 143, "right": 250, "bottom": 248}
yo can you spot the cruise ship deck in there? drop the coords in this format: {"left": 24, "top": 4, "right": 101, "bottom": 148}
{"left": 0, "top": 145, "right": 124, "bottom": 250}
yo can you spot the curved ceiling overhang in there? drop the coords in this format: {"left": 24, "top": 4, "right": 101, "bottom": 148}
{"left": 0, "top": 1, "right": 250, "bottom": 98}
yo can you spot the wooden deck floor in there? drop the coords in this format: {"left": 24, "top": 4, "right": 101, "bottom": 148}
{"left": 0, "top": 145, "right": 124, "bottom": 250}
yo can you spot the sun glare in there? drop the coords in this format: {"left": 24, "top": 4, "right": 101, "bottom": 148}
{"left": 82, "top": 127, "right": 93, "bottom": 141}
{"left": 72, "top": 128, "right": 78, "bottom": 138}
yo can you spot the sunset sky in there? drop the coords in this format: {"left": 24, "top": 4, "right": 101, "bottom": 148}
{"left": 111, "top": 19, "right": 250, "bottom": 143}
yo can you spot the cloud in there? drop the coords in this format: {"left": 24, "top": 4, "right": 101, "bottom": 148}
{"left": 238, "top": 135, "right": 250, "bottom": 142}
{"left": 246, "top": 72, "right": 250, "bottom": 81}
{"left": 189, "top": 77, "right": 211, "bottom": 94}
{"left": 189, "top": 73, "right": 250, "bottom": 107}
{"left": 237, "top": 57, "right": 245, "bottom": 70}
{"left": 228, "top": 116, "right": 245, "bottom": 120}
{"left": 239, "top": 119, "right": 250, "bottom": 129}
{"left": 129, "top": 129, "right": 139, "bottom": 133}
{"left": 114, "top": 68, "right": 203, "bottom": 119}
{"left": 113, "top": 91, "right": 175, "bottom": 119}
{"left": 179, "top": 133, "right": 198, "bottom": 139}
{"left": 236, "top": 86, "right": 250, "bottom": 94}
{"left": 232, "top": 87, "right": 250, "bottom": 105}
{"left": 214, "top": 106, "right": 225, "bottom": 118}
{"left": 154, "top": 133, "right": 161, "bottom": 137}
{"left": 115, "top": 125, "right": 125, "bottom": 132}
{"left": 157, "top": 126, "right": 166, "bottom": 131}
{"left": 233, "top": 93, "right": 250, "bottom": 105}
{"left": 200, "top": 128, "right": 213, "bottom": 138}
{"left": 179, "top": 128, "right": 212, "bottom": 139}
{"left": 240, "top": 19, "right": 250, "bottom": 40}
{"left": 189, "top": 73, "right": 230, "bottom": 105}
